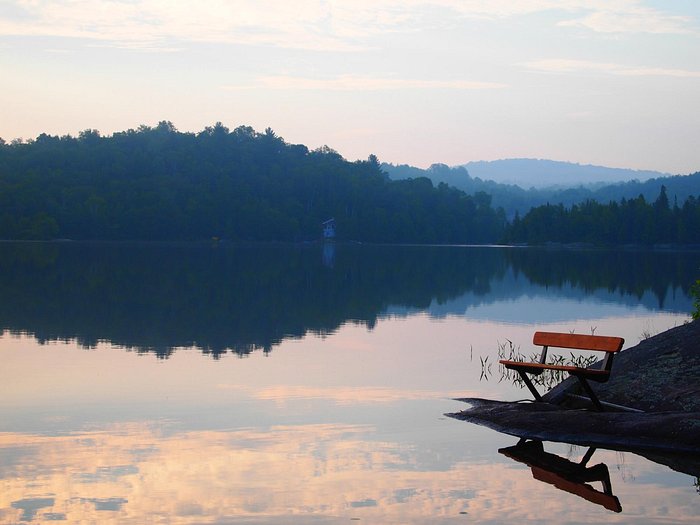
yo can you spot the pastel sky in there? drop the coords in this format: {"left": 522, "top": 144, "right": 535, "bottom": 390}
{"left": 1, "top": 0, "right": 699, "bottom": 174}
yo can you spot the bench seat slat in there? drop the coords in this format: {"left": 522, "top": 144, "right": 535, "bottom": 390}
{"left": 499, "top": 360, "right": 610, "bottom": 379}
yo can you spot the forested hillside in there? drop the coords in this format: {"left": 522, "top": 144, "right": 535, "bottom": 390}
{"left": 2, "top": 122, "right": 699, "bottom": 246}
{"left": 0, "top": 122, "right": 505, "bottom": 243}
{"left": 383, "top": 162, "right": 700, "bottom": 218}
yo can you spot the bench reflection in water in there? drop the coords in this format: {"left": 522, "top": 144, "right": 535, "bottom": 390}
{"left": 499, "top": 439, "right": 622, "bottom": 513}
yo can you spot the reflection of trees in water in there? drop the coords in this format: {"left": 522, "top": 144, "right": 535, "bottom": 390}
{"left": 504, "top": 248, "right": 700, "bottom": 310}
{"left": 0, "top": 242, "right": 697, "bottom": 358}
{"left": 0, "top": 242, "right": 505, "bottom": 357}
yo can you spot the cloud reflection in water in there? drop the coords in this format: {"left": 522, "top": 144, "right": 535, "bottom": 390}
{"left": 1, "top": 421, "right": 699, "bottom": 524}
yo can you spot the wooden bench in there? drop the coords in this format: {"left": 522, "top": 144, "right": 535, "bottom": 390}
{"left": 499, "top": 331, "right": 624, "bottom": 411}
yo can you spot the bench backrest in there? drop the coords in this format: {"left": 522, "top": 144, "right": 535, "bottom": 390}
{"left": 533, "top": 332, "right": 624, "bottom": 353}
{"left": 533, "top": 331, "right": 624, "bottom": 371}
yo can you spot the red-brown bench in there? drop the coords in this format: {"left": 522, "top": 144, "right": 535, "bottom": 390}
{"left": 499, "top": 331, "right": 624, "bottom": 411}
{"left": 499, "top": 439, "right": 621, "bottom": 513}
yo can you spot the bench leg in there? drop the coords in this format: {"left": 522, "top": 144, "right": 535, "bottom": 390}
{"left": 579, "top": 446, "right": 597, "bottom": 466}
{"left": 516, "top": 370, "right": 543, "bottom": 401}
{"left": 575, "top": 376, "right": 603, "bottom": 411}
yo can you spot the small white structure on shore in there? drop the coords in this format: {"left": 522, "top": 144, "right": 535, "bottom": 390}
{"left": 322, "top": 218, "right": 336, "bottom": 240}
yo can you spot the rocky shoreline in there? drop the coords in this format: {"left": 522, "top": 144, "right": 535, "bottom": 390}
{"left": 447, "top": 320, "right": 700, "bottom": 460}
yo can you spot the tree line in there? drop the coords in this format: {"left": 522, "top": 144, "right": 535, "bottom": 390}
{"left": 1, "top": 122, "right": 698, "bottom": 245}
{"left": 0, "top": 122, "right": 504, "bottom": 243}
{"left": 505, "top": 186, "right": 700, "bottom": 245}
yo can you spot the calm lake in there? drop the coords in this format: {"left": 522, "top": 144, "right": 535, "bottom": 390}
{"left": 1, "top": 241, "right": 699, "bottom": 524}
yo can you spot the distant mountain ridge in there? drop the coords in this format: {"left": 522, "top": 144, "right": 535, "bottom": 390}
{"left": 381, "top": 161, "right": 700, "bottom": 218}
{"left": 461, "top": 159, "right": 671, "bottom": 189}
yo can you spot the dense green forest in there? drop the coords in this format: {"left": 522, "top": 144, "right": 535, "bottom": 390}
{"left": 1, "top": 122, "right": 699, "bottom": 245}
{"left": 0, "top": 122, "right": 505, "bottom": 243}
{"left": 506, "top": 186, "right": 700, "bottom": 245}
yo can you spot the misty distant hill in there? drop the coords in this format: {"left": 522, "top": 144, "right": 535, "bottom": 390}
{"left": 382, "top": 162, "right": 700, "bottom": 218}
{"left": 462, "top": 159, "right": 671, "bottom": 189}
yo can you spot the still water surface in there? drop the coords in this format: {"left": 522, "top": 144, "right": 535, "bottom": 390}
{"left": 0, "top": 242, "right": 698, "bottom": 524}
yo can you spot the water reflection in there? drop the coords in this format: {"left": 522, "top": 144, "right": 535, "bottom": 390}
{"left": 0, "top": 422, "right": 482, "bottom": 524}
{"left": 1, "top": 309, "right": 699, "bottom": 523}
{"left": 2, "top": 421, "right": 699, "bottom": 524}
{"left": 2, "top": 241, "right": 698, "bottom": 523}
{"left": 499, "top": 439, "right": 622, "bottom": 512}
{"left": 0, "top": 242, "right": 697, "bottom": 358}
